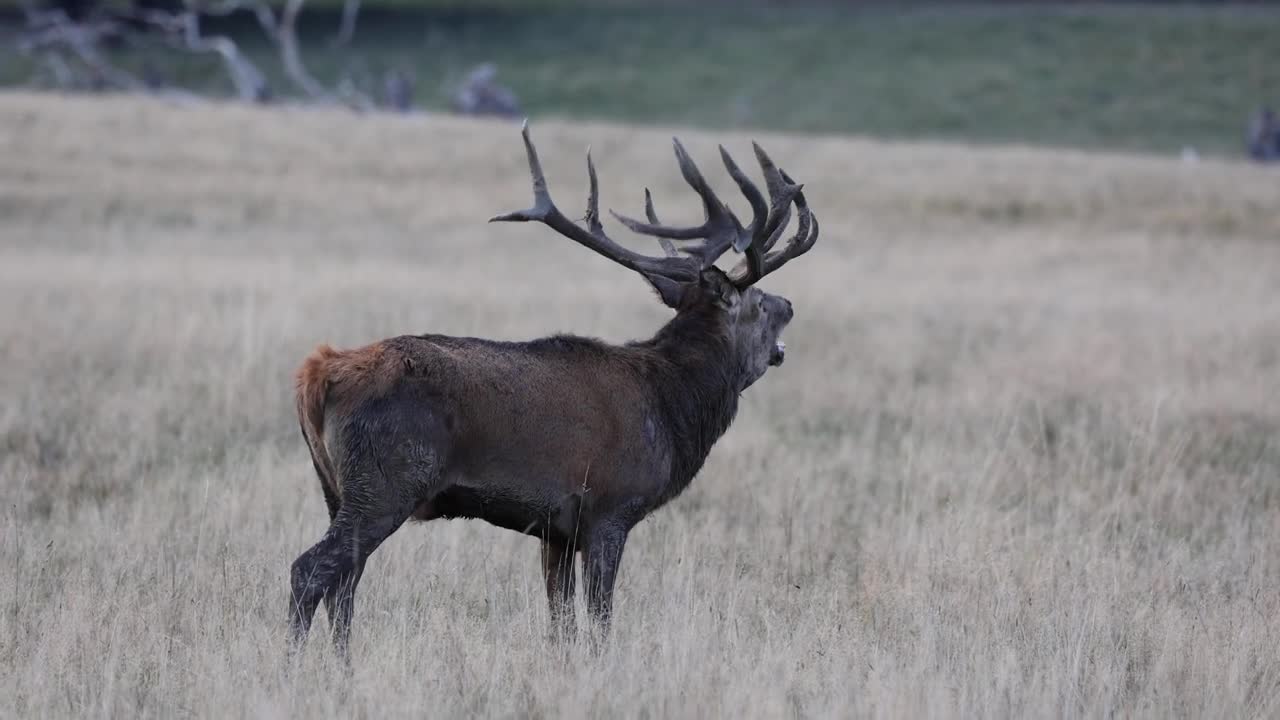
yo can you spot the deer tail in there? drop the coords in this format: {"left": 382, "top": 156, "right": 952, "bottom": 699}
{"left": 296, "top": 344, "right": 342, "bottom": 517}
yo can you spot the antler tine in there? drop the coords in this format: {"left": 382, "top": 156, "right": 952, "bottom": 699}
{"left": 752, "top": 141, "right": 787, "bottom": 197}
{"left": 490, "top": 120, "right": 553, "bottom": 223}
{"left": 717, "top": 145, "right": 767, "bottom": 280}
{"left": 643, "top": 188, "right": 680, "bottom": 258}
{"left": 726, "top": 143, "right": 812, "bottom": 288}
{"left": 751, "top": 142, "right": 804, "bottom": 245}
{"left": 585, "top": 146, "right": 603, "bottom": 234}
{"left": 672, "top": 138, "right": 745, "bottom": 254}
{"left": 728, "top": 183, "right": 819, "bottom": 286}
{"left": 491, "top": 121, "right": 699, "bottom": 283}
{"left": 718, "top": 145, "right": 768, "bottom": 244}
{"left": 758, "top": 168, "right": 802, "bottom": 255}
{"left": 611, "top": 137, "right": 745, "bottom": 268}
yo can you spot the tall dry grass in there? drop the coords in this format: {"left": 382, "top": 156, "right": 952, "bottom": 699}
{"left": 1, "top": 92, "right": 1278, "bottom": 718}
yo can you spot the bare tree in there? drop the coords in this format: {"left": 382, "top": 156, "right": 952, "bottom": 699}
{"left": 17, "top": 2, "right": 147, "bottom": 92}
{"left": 330, "top": 0, "right": 361, "bottom": 48}
{"left": 275, "top": 0, "right": 327, "bottom": 101}
{"left": 12, "top": 0, "right": 370, "bottom": 108}
{"left": 132, "top": 3, "right": 270, "bottom": 102}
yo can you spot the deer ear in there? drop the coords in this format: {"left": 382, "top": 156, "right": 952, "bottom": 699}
{"left": 643, "top": 273, "right": 687, "bottom": 309}
{"left": 699, "top": 268, "right": 739, "bottom": 309}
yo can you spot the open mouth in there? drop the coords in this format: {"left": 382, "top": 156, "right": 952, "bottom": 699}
{"left": 769, "top": 340, "right": 786, "bottom": 367}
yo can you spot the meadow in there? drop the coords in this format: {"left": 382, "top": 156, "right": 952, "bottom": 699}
{"left": 1, "top": 91, "right": 1279, "bottom": 717}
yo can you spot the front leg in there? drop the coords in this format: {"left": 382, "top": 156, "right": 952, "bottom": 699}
{"left": 540, "top": 536, "right": 577, "bottom": 639}
{"left": 583, "top": 522, "right": 629, "bottom": 641}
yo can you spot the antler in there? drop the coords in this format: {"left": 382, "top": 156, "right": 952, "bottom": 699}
{"left": 491, "top": 122, "right": 818, "bottom": 294}
{"left": 491, "top": 121, "right": 703, "bottom": 287}
{"left": 725, "top": 167, "right": 820, "bottom": 287}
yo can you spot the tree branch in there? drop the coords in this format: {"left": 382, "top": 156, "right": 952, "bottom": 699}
{"left": 276, "top": 0, "right": 328, "bottom": 100}
{"left": 330, "top": 0, "right": 361, "bottom": 48}
{"left": 132, "top": 4, "right": 269, "bottom": 102}
{"left": 17, "top": 2, "right": 145, "bottom": 92}
{"left": 11, "top": 0, "right": 373, "bottom": 110}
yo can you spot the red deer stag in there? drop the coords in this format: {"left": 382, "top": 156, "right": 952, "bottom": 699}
{"left": 288, "top": 122, "right": 819, "bottom": 658}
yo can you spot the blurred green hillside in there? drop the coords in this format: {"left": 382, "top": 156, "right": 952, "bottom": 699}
{"left": 3, "top": 2, "right": 1278, "bottom": 157}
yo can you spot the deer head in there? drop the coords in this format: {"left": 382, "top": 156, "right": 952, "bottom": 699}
{"left": 491, "top": 122, "right": 819, "bottom": 391}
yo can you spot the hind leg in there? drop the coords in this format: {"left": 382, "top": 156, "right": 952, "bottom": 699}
{"left": 288, "top": 513, "right": 349, "bottom": 655}
{"left": 319, "top": 473, "right": 341, "bottom": 522}
{"left": 297, "top": 452, "right": 345, "bottom": 642}
{"left": 323, "top": 543, "right": 370, "bottom": 660}
{"left": 289, "top": 388, "right": 451, "bottom": 663}
{"left": 287, "top": 496, "right": 414, "bottom": 661}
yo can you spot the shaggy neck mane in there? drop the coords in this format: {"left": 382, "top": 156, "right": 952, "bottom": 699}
{"left": 633, "top": 302, "right": 743, "bottom": 503}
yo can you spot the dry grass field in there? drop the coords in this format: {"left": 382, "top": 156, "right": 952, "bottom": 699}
{"left": 1, "top": 92, "right": 1278, "bottom": 718}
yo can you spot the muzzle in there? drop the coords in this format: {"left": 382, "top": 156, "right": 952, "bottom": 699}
{"left": 768, "top": 340, "right": 786, "bottom": 367}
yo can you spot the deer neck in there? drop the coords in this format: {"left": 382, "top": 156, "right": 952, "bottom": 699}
{"left": 639, "top": 305, "right": 744, "bottom": 498}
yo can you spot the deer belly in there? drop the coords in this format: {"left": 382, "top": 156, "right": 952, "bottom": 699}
{"left": 414, "top": 484, "right": 566, "bottom": 538}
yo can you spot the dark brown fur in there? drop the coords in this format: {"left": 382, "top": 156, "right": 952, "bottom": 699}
{"left": 287, "top": 271, "right": 794, "bottom": 656}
